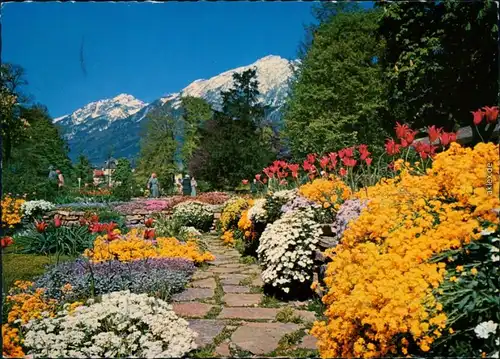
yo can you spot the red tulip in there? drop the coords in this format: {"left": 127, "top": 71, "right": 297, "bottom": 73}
{"left": 255, "top": 174, "right": 261, "bottom": 182}
{"left": 54, "top": 215, "right": 62, "bottom": 228}
{"left": 1, "top": 236, "right": 13, "bottom": 248}
{"left": 106, "top": 229, "right": 120, "bottom": 242}
{"left": 279, "top": 179, "right": 288, "bottom": 186}
{"left": 303, "top": 160, "right": 314, "bottom": 173}
{"left": 306, "top": 153, "right": 316, "bottom": 164}
{"left": 319, "top": 156, "right": 330, "bottom": 170}
{"left": 403, "top": 129, "right": 417, "bottom": 147}
{"left": 144, "top": 218, "right": 154, "bottom": 228}
{"left": 471, "top": 110, "right": 484, "bottom": 125}
{"left": 35, "top": 220, "right": 48, "bottom": 233}
{"left": 90, "top": 215, "right": 99, "bottom": 223}
{"left": 440, "top": 132, "right": 456, "bottom": 146}
{"left": 365, "top": 157, "right": 373, "bottom": 166}
{"left": 79, "top": 218, "right": 88, "bottom": 226}
{"left": 328, "top": 152, "right": 338, "bottom": 169}
{"left": 342, "top": 157, "right": 357, "bottom": 167}
{"left": 288, "top": 163, "right": 300, "bottom": 178}
{"left": 483, "top": 106, "right": 499, "bottom": 124}
{"left": 262, "top": 177, "right": 268, "bottom": 184}
{"left": 385, "top": 139, "right": 401, "bottom": 156}
{"left": 263, "top": 168, "right": 274, "bottom": 179}
{"left": 344, "top": 147, "right": 355, "bottom": 158}
{"left": 427, "top": 126, "right": 443, "bottom": 143}
{"left": 339, "top": 168, "right": 347, "bottom": 177}
{"left": 242, "top": 179, "right": 249, "bottom": 185}
{"left": 358, "top": 144, "right": 371, "bottom": 160}
{"left": 395, "top": 122, "right": 409, "bottom": 139}
{"left": 144, "top": 228, "right": 155, "bottom": 240}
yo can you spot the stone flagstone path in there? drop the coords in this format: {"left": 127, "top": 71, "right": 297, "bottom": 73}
{"left": 171, "top": 235, "right": 320, "bottom": 358}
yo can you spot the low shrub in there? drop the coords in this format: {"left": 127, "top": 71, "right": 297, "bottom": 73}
{"left": 22, "top": 291, "right": 198, "bottom": 358}
{"left": 34, "top": 257, "right": 195, "bottom": 301}
{"left": 20, "top": 200, "right": 55, "bottom": 220}
{"left": 172, "top": 201, "right": 214, "bottom": 232}
{"left": 263, "top": 189, "right": 297, "bottom": 223}
{"left": 257, "top": 208, "right": 321, "bottom": 298}
{"left": 14, "top": 221, "right": 94, "bottom": 256}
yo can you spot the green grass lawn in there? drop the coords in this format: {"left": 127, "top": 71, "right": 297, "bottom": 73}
{"left": 2, "top": 252, "right": 74, "bottom": 291}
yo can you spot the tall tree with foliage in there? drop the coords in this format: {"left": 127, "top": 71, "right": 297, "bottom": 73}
{"left": 378, "top": 0, "right": 498, "bottom": 133}
{"left": 112, "top": 158, "right": 135, "bottom": 200}
{"left": 3, "top": 105, "right": 73, "bottom": 199}
{"left": 135, "top": 105, "right": 177, "bottom": 191}
{"left": 190, "top": 69, "right": 274, "bottom": 188}
{"left": 179, "top": 96, "right": 212, "bottom": 171}
{"left": 74, "top": 154, "right": 93, "bottom": 186}
{"left": 284, "top": 8, "right": 389, "bottom": 160}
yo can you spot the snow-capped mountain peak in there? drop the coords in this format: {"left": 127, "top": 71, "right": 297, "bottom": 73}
{"left": 55, "top": 94, "right": 147, "bottom": 126}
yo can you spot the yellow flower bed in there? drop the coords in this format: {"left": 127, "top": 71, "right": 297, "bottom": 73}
{"left": 311, "top": 143, "right": 499, "bottom": 358}
{"left": 299, "top": 177, "right": 351, "bottom": 209}
{"left": 1, "top": 196, "right": 25, "bottom": 228}
{"left": 237, "top": 209, "right": 255, "bottom": 240}
{"left": 84, "top": 229, "right": 214, "bottom": 264}
{"left": 221, "top": 230, "right": 235, "bottom": 246}
{"left": 219, "top": 197, "right": 252, "bottom": 232}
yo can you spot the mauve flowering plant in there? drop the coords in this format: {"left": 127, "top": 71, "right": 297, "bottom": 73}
{"left": 34, "top": 257, "right": 195, "bottom": 301}
{"left": 331, "top": 199, "right": 368, "bottom": 240}
{"left": 281, "top": 195, "right": 321, "bottom": 215}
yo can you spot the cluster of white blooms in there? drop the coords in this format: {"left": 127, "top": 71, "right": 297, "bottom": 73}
{"left": 174, "top": 201, "right": 214, "bottom": 217}
{"left": 21, "top": 200, "right": 55, "bottom": 217}
{"left": 23, "top": 291, "right": 198, "bottom": 358}
{"left": 270, "top": 189, "right": 297, "bottom": 203}
{"left": 474, "top": 321, "right": 498, "bottom": 339}
{"left": 248, "top": 198, "right": 267, "bottom": 223}
{"left": 257, "top": 208, "right": 321, "bottom": 294}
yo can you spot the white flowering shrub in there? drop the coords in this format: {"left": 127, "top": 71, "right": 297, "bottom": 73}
{"left": 23, "top": 291, "right": 198, "bottom": 358}
{"left": 179, "top": 226, "right": 202, "bottom": 239}
{"left": 248, "top": 198, "right": 267, "bottom": 224}
{"left": 21, "top": 200, "right": 55, "bottom": 218}
{"left": 263, "top": 189, "right": 298, "bottom": 223}
{"left": 172, "top": 201, "right": 214, "bottom": 232}
{"left": 257, "top": 208, "right": 321, "bottom": 295}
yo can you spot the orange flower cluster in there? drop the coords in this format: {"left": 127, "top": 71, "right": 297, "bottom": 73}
{"left": 221, "top": 230, "right": 235, "bottom": 246}
{"left": 1, "top": 195, "right": 25, "bottom": 228}
{"left": 2, "top": 324, "right": 24, "bottom": 358}
{"left": 299, "top": 177, "right": 351, "bottom": 210}
{"left": 311, "top": 143, "right": 499, "bottom": 358}
{"left": 84, "top": 229, "right": 214, "bottom": 264}
{"left": 237, "top": 210, "right": 256, "bottom": 241}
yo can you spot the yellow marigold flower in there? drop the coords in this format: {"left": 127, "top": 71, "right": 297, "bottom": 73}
{"left": 299, "top": 177, "right": 351, "bottom": 207}
{"left": 455, "top": 265, "right": 464, "bottom": 272}
{"left": 450, "top": 276, "right": 458, "bottom": 282}
{"left": 470, "top": 267, "right": 478, "bottom": 275}
{"left": 323, "top": 202, "right": 331, "bottom": 209}
{"left": 449, "top": 328, "right": 454, "bottom": 334}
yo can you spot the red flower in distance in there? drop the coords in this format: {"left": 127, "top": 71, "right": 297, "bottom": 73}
{"left": 90, "top": 214, "right": 99, "bottom": 223}
{"left": 242, "top": 179, "right": 249, "bottom": 185}
{"left": 328, "top": 152, "right": 338, "bottom": 169}
{"left": 144, "top": 218, "right": 154, "bottom": 228}
{"left": 342, "top": 157, "right": 357, "bottom": 167}
{"left": 483, "top": 106, "right": 499, "bottom": 124}
{"left": 385, "top": 139, "right": 401, "bottom": 156}
{"left": 365, "top": 157, "right": 373, "bottom": 166}
{"left": 1, "top": 236, "right": 14, "bottom": 248}
{"left": 471, "top": 110, "right": 484, "bottom": 125}
{"left": 358, "top": 144, "right": 371, "bottom": 160}
{"left": 54, "top": 215, "right": 62, "bottom": 228}
{"left": 339, "top": 168, "right": 347, "bottom": 176}
{"left": 35, "top": 220, "right": 48, "bottom": 233}
{"left": 288, "top": 164, "right": 300, "bottom": 178}
{"left": 427, "top": 125, "right": 443, "bottom": 143}
{"left": 255, "top": 174, "right": 261, "bottom": 182}
{"left": 439, "top": 132, "right": 457, "bottom": 146}
{"left": 144, "top": 228, "right": 155, "bottom": 240}
{"left": 319, "top": 156, "right": 330, "bottom": 170}
{"left": 262, "top": 177, "right": 268, "bottom": 184}
{"left": 395, "top": 122, "right": 409, "bottom": 139}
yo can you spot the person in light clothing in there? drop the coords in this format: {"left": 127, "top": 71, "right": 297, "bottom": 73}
{"left": 191, "top": 176, "right": 197, "bottom": 196}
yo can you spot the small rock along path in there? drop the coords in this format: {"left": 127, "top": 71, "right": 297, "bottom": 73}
{"left": 171, "top": 234, "right": 321, "bottom": 358}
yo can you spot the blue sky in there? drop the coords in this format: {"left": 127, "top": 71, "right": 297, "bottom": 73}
{"left": 3, "top": 2, "right": 319, "bottom": 118}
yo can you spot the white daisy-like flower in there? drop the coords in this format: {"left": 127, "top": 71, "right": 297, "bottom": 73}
{"left": 474, "top": 321, "right": 498, "bottom": 339}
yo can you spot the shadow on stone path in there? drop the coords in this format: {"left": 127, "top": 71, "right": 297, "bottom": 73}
{"left": 171, "top": 234, "right": 320, "bottom": 358}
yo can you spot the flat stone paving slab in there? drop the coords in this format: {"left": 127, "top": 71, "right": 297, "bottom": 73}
{"left": 251, "top": 276, "right": 264, "bottom": 287}
{"left": 223, "top": 293, "right": 262, "bottom": 307}
{"left": 215, "top": 342, "right": 231, "bottom": 357}
{"left": 208, "top": 267, "right": 245, "bottom": 274}
{"left": 222, "top": 285, "right": 252, "bottom": 294}
{"left": 218, "top": 307, "right": 280, "bottom": 320}
{"left": 172, "top": 288, "right": 214, "bottom": 302}
{"left": 188, "top": 319, "right": 226, "bottom": 347}
{"left": 219, "top": 273, "right": 249, "bottom": 280}
{"left": 220, "top": 277, "right": 244, "bottom": 286}
{"left": 293, "top": 309, "right": 317, "bottom": 323}
{"left": 190, "top": 277, "right": 217, "bottom": 289}
{"left": 172, "top": 302, "right": 215, "bottom": 318}
{"left": 298, "top": 334, "right": 318, "bottom": 350}
{"left": 191, "top": 271, "right": 213, "bottom": 281}
{"left": 231, "top": 322, "right": 301, "bottom": 355}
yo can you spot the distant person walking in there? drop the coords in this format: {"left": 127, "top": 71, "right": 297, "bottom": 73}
{"left": 182, "top": 175, "right": 192, "bottom": 196}
{"left": 190, "top": 176, "right": 197, "bottom": 197}
{"left": 56, "top": 170, "right": 65, "bottom": 189}
{"left": 48, "top": 165, "right": 57, "bottom": 182}
{"left": 176, "top": 177, "right": 183, "bottom": 195}
{"left": 147, "top": 173, "right": 160, "bottom": 198}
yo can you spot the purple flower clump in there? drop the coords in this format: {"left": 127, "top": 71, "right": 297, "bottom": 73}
{"left": 281, "top": 195, "right": 320, "bottom": 214}
{"left": 331, "top": 199, "right": 368, "bottom": 239}
{"left": 35, "top": 257, "right": 195, "bottom": 301}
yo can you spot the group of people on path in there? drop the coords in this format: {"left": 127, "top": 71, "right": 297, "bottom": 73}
{"left": 146, "top": 173, "right": 197, "bottom": 198}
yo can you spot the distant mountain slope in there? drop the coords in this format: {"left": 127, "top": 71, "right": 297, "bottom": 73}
{"left": 54, "top": 55, "right": 296, "bottom": 166}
